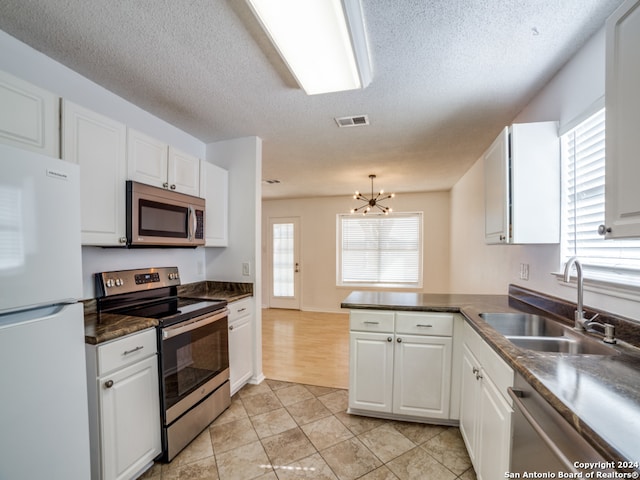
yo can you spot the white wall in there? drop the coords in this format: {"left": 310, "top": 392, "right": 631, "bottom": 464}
{"left": 205, "top": 137, "right": 262, "bottom": 285}
{"left": 262, "top": 191, "right": 451, "bottom": 313}
{"left": 450, "top": 27, "right": 640, "bottom": 320}
{"left": 81, "top": 247, "right": 205, "bottom": 299}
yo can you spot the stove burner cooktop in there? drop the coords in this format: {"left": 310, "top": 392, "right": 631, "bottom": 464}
{"left": 94, "top": 266, "right": 227, "bottom": 327}
{"left": 112, "top": 296, "right": 227, "bottom": 327}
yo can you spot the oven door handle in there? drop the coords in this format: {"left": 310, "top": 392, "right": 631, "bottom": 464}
{"left": 508, "top": 387, "right": 579, "bottom": 474}
{"left": 162, "top": 308, "right": 228, "bottom": 340}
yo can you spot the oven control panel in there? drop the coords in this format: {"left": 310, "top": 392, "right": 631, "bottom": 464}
{"left": 135, "top": 272, "right": 161, "bottom": 285}
{"left": 95, "top": 266, "right": 181, "bottom": 297}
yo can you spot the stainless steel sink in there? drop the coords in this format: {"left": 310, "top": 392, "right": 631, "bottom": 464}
{"left": 480, "top": 312, "right": 619, "bottom": 355}
{"left": 507, "top": 336, "right": 618, "bottom": 355}
{"left": 479, "top": 312, "right": 565, "bottom": 337}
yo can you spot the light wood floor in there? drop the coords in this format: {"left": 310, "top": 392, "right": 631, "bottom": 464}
{"left": 262, "top": 308, "right": 350, "bottom": 389}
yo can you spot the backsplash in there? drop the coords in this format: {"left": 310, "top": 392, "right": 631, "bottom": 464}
{"left": 509, "top": 284, "right": 640, "bottom": 348}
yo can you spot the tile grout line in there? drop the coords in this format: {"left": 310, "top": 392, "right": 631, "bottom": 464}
{"left": 141, "top": 379, "right": 476, "bottom": 480}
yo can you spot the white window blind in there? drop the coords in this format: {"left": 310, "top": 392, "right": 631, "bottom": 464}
{"left": 337, "top": 212, "right": 422, "bottom": 287}
{"left": 562, "top": 108, "right": 640, "bottom": 281}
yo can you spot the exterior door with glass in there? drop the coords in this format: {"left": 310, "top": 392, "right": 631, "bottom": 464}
{"left": 269, "top": 217, "right": 300, "bottom": 309}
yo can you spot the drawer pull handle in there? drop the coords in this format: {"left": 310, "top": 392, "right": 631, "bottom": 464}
{"left": 104, "top": 380, "right": 114, "bottom": 389}
{"left": 237, "top": 308, "right": 247, "bottom": 313}
{"left": 363, "top": 321, "right": 379, "bottom": 325}
{"left": 416, "top": 324, "right": 433, "bottom": 328}
{"left": 123, "top": 346, "right": 144, "bottom": 355}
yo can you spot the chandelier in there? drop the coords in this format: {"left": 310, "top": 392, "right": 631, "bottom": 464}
{"left": 351, "top": 174, "right": 395, "bottom": 214}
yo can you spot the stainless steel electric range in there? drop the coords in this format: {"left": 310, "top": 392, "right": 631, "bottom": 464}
{"left": 95, "top": 266, "right": 230, "bottom": 461}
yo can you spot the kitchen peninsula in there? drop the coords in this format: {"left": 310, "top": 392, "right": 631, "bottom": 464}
{"left": 341, "top": 286, "right": 640, "bottom": 475}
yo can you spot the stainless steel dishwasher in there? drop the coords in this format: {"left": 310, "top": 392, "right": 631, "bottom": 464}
{"left": 509, "top": 372, "right": 616, "bottom": 476}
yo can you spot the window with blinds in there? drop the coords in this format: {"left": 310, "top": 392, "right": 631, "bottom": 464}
{"left": 337, "top": 212, "right": 423, "bottom": 287}
{"left": 562, "top": 108, "right": 640, "bottom": 282}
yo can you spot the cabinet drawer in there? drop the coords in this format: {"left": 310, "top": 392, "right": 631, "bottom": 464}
{"left": 97, "top": 328, "right": 157, "bottom": 376}
{"left": 228, "top": 297, "right": 253, "bottom": 323}
{"left": 350, "top": 310, "right": 394, "bottom": 332}
{"left": 463, "top": 322, "right": 513, "bottom": 404}
{"left": 395, "top": 312, "right": 453, "bottom": 336}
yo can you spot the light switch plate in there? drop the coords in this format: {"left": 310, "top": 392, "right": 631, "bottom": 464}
{"left": 242, "top": 262, "right": 250, "bottom": 276}
{"left": 519, "top": 263, "right": 529, "bottom": 280}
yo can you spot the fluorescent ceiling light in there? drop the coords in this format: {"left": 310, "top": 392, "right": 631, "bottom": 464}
{"left": 247, "top": 0, "right": 372, "bottom": 95}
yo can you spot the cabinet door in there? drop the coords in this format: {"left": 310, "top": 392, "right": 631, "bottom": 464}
{"left": 168, "top": 146, "right": 200, "bottom": 196}
{"left": 604, "top": 0, "right": 640, "bottom": 238}
{"left": 484, "top": 127, "right": 509, "bottom": 244}
{"left": 349, "top": 331, "right": 394, "bottom": 413}
{"left": 229, "top": 314, "right": 253, "bottom": 395}
{"left": 510, "top": 122, "right": 559, "bottom": 244}
{"left": 127, "top": 128, "right": 168, "bottom": 189}
{"left": 200, "top": 160, "right": 229, "bottom": 246}
{"left": 61, "top": 100, "right": 127, "bottom": 246}
{"left": 459, "top": 343, "right": 481, "bottom": 465}
{"left": 0, "top": 70, "right": 59, "bottom": 157}
{"left": 392, "top": 335, "right": 452, "bottom": 419}
{"left": 477, "top": 374, "right": 513, "bottom": 480}
{"left": 100, "top": 355, "right": 161, "bottom": 480}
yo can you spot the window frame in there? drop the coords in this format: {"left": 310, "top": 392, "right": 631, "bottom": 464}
{"left": 336, "top": 212, "right": 423, "bottom": 289}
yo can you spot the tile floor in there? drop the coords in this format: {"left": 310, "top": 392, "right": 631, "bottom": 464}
{"left": 139, "top": 379, "right": 477, "bottom": 480}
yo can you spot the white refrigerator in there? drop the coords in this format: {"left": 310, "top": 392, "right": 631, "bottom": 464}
{"left": 0, "top": 143, "right": 91, "bottom": 479}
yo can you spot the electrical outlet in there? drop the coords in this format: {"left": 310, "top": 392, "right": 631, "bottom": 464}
{"left": 519, "top": 263, "right": 529, "bottom": 280}
{"left": 242, "top": 262, "right": 250, "bottom": 276}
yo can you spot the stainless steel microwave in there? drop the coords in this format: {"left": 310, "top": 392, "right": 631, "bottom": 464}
{"left": 126, "top": 181, "right": 205, "bottom": 247}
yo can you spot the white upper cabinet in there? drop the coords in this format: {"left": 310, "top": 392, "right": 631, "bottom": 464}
{"left": 484, "top": 121, "right": 560, "bottom": 244}
{"left": 168, "top": 146, "right": 201, "bottom": 197}
{"left": 61, "top": 100, "right": 128, "bottom": 246}
{"left": 128, "top": 128, "right": 200, "bottom": 197}
{"left": 484, "top": 127, "right": 509, "bottom": 244}
{"left": 604, "top": 0, "right": 640, "bottom": 238}
{"left": 200, "top": 160, "right": 229, "bottom": 246}
{"left": 0, "top": 70, "right": 59, "bottom": 157}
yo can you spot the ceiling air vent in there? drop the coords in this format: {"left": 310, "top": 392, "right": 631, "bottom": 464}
{"left": 335, "top": 114, "right": 369, "bottom": 128}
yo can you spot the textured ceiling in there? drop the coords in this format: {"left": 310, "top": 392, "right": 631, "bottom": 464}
{"left": 0, "top": 0, "right": 626, "bottom": 199}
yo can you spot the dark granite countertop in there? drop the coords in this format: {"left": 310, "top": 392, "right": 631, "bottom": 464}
{"left": 177, "top": 280, "right": 253, "bottom": 303}
{"left": 84, "top": 311, "right": 157, "bottom": 345}
{"left": 84, "top": 281, "right": 253, "bottom": 345}
{"left": 342, "top": 288, "right": 640, "bottom": 469}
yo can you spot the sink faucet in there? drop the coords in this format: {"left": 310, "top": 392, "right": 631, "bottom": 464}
{"left": 563, "top": 257, "right": 590, "bottom": 331}
{"left": 563, "top": 257, "right": 617, "bottom": 342}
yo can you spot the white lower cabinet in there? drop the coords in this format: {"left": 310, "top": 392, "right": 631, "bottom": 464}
{"left": 348, "top": 310, "right": 455, "bottom": 421}
{"left": 459, "top": 322, "right": 513, "bottom": 480}
{"left": 228, "top": 297, "right": 254, "bottom": 395}
{"left": 393, "top": 334, "right": 452, "bottom": 418}
{"left": 86, "top": 328, "right": 161, "bottom": 480}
